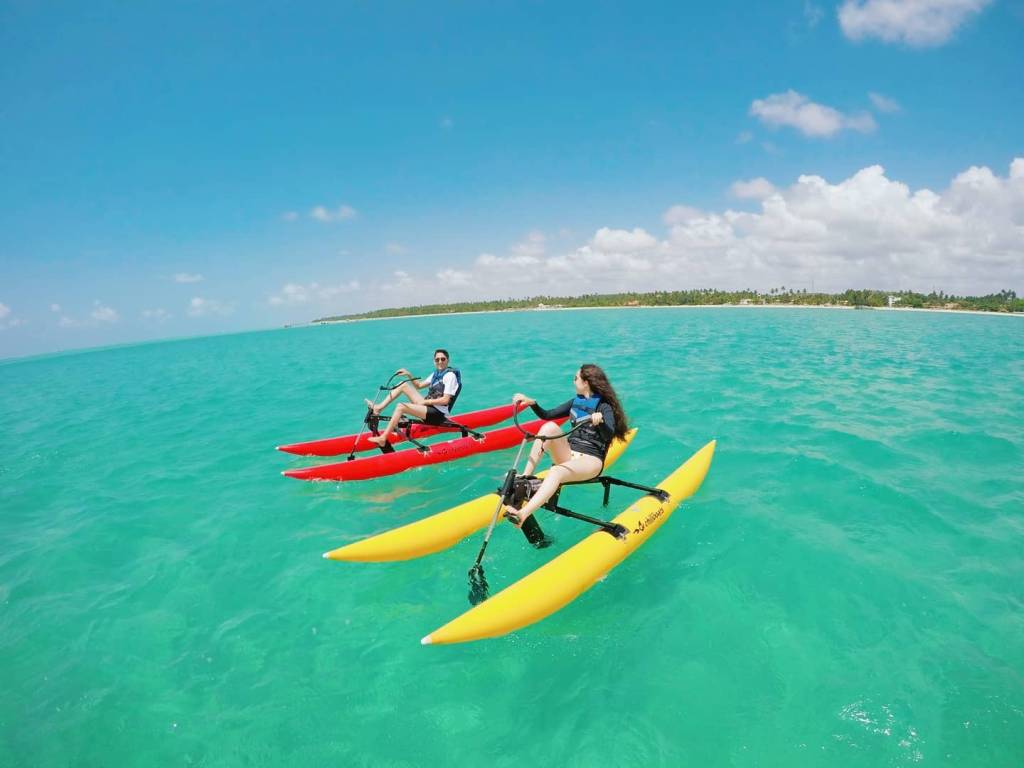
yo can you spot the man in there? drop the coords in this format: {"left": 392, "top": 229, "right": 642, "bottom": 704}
{"left": 366, "top": 349, "right": 461, "bottom": 446}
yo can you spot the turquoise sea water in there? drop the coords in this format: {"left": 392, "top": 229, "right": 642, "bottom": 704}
{"left": 2, "top": 307, "right": 1022, "bottom": 767}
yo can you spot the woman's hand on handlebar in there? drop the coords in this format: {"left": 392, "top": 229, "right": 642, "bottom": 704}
{"left": 591, "top": 411, "right": 603, "bottom": 425}
{"left": 512, "top": 393, "right": 535, "bottom": 407}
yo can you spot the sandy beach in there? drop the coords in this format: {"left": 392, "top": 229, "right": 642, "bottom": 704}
{"left": 314, "top": 301, "right": 1022, "bottom": 326}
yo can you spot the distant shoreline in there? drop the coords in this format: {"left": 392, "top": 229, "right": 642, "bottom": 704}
{"left": 310, "top": 302, "right": 1023, "bottom": 326}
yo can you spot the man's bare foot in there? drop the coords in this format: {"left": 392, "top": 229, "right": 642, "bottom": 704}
{"left": 367, "top": 434, "right": 388, "bottom": 447}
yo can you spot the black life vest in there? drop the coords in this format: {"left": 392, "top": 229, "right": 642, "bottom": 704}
{"left": 567, "top": 394, "right": 610, "bottom": 459}
{"left": 427, "top": 367, "right": 462, "bottom": 411}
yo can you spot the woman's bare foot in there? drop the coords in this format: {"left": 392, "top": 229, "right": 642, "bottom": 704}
{"left": 367, "top": 434, "right": 389, "bottom": 447}
{"left": 503, "top": 505, "right": 530, "bottom": 527}
{"left": 364, "top": 399, "right": 383, "bottom": 415}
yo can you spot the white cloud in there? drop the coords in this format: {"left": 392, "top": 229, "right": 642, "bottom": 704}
{"left": 0, "top": 302, "right": 18, "bottom": 330}
{"left": 91, "top": 301, "right": 119, "bottom": 323}
{"left": 750, "top": 90, "right": 877, "bottom": 138}
{"left": 47, "top": 304, "right": 118, "bottom": 328}
{"left": 142, "top": 308, "right": 171, "bottom": 321}
{"left": 310, "top": 204, "right": 357, "bottom": 222}
{"left": 283, "top": 205, "right": 358, "bottom": 223}
{"left": 663, "top": 206, "right": 704, "bottom": 226}
{"left": 511, "top": 231, "right": 546, "bottom": 258}
{"left": 666, "top": 160, "right": 1024, "bottom": 292}
{"left": 268, "top": 280, "right": 361, "bottom": 306}
{"left": 839, "top": 0, "right": 991, "bottom": 47}
{"left": 369, "top": 158, "right": 1024, "bottom": 299}
{"left": 472, "top": 252, "right": 543, "bottom": 291}
{"left": 437, "top": 268, "right": 472, "bottom": 287}
{"left": 869, "top": 92, "right": 902, "bottom": 113}
{"left": 386, "top": 242, "right": 409, "bottom": 255}
{"left": 731, "top": 178, "right": 778, "bottom": 200}
{"left": 269, "top": 283, "right": 310, "bottom": 306}
{"left": 386, "top": 270, "right": 414, "bottom": 290}
{"left": 187, "top": 297, "right": 234, "bottom": 317}
{"left": 736, "top": 131, "right": 754, "bottom": 144}
{"left": 804, "top": 2, "right": 825, "bottom": 27}
{"left": 173, "top": 272, "right": 204, "bottom": 284}
{"left": 844, "top": 112, "right": 878, "bottom": 133}
{"left": 475, "top": 252, "right": 542, "bottom": 271}
{"left": 591, "top": 227, "right": 658, "bottom": 253}
{"left": 318, "top": 281, "right": 361, "bottom": 300}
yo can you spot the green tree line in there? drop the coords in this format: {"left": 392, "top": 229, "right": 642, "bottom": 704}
{"left": 313, "top": 288, "right": 1023, "bottom": 323}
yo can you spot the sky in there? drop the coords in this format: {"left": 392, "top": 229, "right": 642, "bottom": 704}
{"left": 1, "top": 0, "right": 1022, "bottom": 359}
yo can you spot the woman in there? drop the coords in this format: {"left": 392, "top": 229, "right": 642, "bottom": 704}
{"left": 506, "top": 364, "right": 629, "bottom": 527}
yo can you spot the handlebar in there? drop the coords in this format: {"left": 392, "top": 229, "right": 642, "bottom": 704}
{"left": 512, "top": 400, "right": 594, "bottom": 441}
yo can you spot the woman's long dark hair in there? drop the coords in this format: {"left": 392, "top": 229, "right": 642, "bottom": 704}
{"left": 579, "top": 364, "right": 629, "bottom": 440}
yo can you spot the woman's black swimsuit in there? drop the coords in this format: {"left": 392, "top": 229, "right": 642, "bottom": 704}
{"left": 529, "top": 400, "right": 616, "bottom": 460}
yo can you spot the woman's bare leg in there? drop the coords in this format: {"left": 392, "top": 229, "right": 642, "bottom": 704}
{"left": 507, "top": 453, "right": 603, "bottom": 525}
{"left": 522, "top": 421, "right": 571, "bottom": 474}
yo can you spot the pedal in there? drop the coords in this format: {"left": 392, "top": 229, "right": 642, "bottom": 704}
{"left": 520, "top": 515, "right": 552, "bottom": 548}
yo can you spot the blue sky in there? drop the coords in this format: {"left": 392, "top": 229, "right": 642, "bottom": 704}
{"left": 1, "top": 0, "right": 1022, "bottom": 358}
